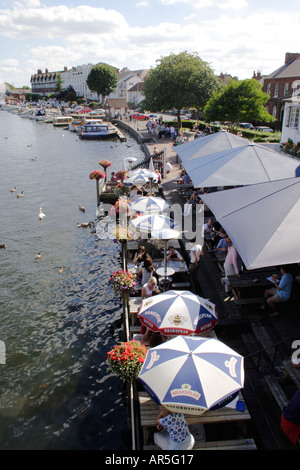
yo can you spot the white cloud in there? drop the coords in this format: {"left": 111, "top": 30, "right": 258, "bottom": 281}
{"left": 160, "top": 0, "right": 247, "bottom": 9}
{"left": 0, "top": 5, "right": 128, "bottom": 39}
{"left": 0, "top": 1, "right": 299, "bottom": 87}
{"left": 136, "top": 1, "right": 150, "bottom": 6}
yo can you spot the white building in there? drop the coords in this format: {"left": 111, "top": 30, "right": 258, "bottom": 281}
{"left": 31, "top": 63, "right": 148, "bottom": 104}
{"left": 280, "top": 93, "right": 300, "bottom": 144}
{"left": 61, "top": 64, "right": 99, "bottom": 101}
{"left": 127, "top": 82, "right": 145, "bottom": 108}
{"left": 109, "top": 68, "right": 148, "bottom": 103}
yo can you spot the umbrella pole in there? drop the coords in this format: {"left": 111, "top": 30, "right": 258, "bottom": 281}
{"left": 164, "top": 240, "right": 167, "bottom": 277}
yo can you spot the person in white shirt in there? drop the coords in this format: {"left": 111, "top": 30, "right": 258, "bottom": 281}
{"left": 188, "top": 240, "right": 203, "bottom": 273}
{"left": 166, "top": 246, "right": 183, "bottom": 262}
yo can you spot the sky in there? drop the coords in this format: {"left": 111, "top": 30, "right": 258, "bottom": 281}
{"left": 0, "top": 0, "right": 299, "bottom": 88}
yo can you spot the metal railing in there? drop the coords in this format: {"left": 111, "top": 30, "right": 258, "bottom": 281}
{"left": 245, "top": 336, "right": 296, "bottom": 370}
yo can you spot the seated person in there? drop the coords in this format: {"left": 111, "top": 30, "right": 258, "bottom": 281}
{"left": 110, "top": 172, "right": 118, "bottom": 183}
{"left": 182, "top": 172, "right": 191, "bottom": 185}
{"left": 261, "top": 265, "right": 294, "bottom": 317}
{"left": 129, "top": 185, "right": 139, "bottom": 200}
{"left": 202, "top": 218, "right": 213, "bottom": 235}
{"left": 141, "top": 276, "right": 160, "bottom": 299}
{"left": 216, "top": 234, "right": 229, "bottom": 253}
{"left": 166, "top": 246, "right": 183, "bottom": 262}
{"left": 139, "top": 258, "right": 156, "bottom": 285}
{"left": 133, "top": 245, "right": 153, "bottom": 266}
{"left": 211, "top": 226, "right": 226, "bottom": 249}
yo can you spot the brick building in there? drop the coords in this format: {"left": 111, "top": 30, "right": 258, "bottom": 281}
{"left": 30, "top": 68, "right": 65, "bottom": 95}
{"left": 262, "top": 53, "right": 300, "bottom": 128}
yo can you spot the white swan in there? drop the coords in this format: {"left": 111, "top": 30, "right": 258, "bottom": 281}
{"left": 39, "top": 207, "right": 45, "bottom": 219}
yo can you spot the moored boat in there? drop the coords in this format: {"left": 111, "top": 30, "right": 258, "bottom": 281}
{"left": 53, "top": 116, "right": 73, "bottom": 127}
{"left": 79, "top": 122, "right": 118, "bottom": 139}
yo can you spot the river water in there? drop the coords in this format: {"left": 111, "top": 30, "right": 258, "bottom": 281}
{"left": 0, "top": 110, "right": 144, "bottom": 450}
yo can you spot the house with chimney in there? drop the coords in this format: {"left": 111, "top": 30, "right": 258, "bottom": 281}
{"left": 261, "top": 53, "right": 300, "bottom": 128}
{"left": 30, "top": 68, "right": 64, "bottom": 95}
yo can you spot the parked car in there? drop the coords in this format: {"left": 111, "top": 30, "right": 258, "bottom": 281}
{"left": 132, "top": 113, "right": 149, "bottom": 120}
{"left": 254, "top": 126, "right": 275, "bottom": 133}
{"left": 238, "top": 122, "right": 254, "bottom": 129}
{"left": 180, "top": 115, "right": 191, "bottom": 120}
{"left": 148, "top": 113, "right": 158, "bottom": 118}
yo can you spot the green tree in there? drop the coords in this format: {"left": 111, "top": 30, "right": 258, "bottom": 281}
{"left": 55, "top": 73, "right": 64, "bottom": 94}
{"left": 143, "top": 51, "right": 221, "bottom": 127}
{"left": 205, "top": 79, "right": 275, "bottom": 125}
{"left": 86, "top": 63, "right": 118, "bottom": 106}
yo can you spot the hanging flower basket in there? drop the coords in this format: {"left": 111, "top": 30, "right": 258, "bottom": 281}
{"left": 110, "top": 198, "right": 131, "bottom": 216}
{"left": 110, "top": 270, "right": 139, "bottom": 296}
{"left": 113, "top": 225, "right": 136, "bottom": 242}
{"left": 99, "top": 160, "right": 112, "bottom": 169}
{"left": 114, "top": 183, "right": 130, "bottom": 197}
{"left": 107, "top": 340, "right": 147, "bottom": 382}
{"left": 115, "top": 170, "right": 127, "bottom": 182}
{"left": 89, "top": 170, "right": 105, "bottom": 180}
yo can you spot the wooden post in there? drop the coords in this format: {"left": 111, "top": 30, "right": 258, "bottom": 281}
{"left": 96, "top": 179, "right": 100, "bottom": 207}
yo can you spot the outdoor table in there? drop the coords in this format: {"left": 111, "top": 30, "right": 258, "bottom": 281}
{"left": 129, "top": 296, "right": 142, "bottom": 325}
{"left": 160, "top": 259, "right": 188, "bottom": 274}
{"left": 227, "top": 268, "right": 281, "bottom": 308}
{"left": 156, "top": 266, "right": 176, "bottom": 277}
{"left": 138, "top": 391, "right": 251, "bottom": 445}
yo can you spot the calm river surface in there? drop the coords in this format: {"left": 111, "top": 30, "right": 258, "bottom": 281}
{"left": 0, "top": 110, "right": 144, "bottom": 450}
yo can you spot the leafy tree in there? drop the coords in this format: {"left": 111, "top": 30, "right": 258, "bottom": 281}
{"left": 86, "top": 63, "right": 118, "bottom": 106}
{"left": 204, "top": 79, "right": 275, "bottom": 125}
{"left": 55, "top": 73, "right": 64, "bottom": 94}
{"left": 143, "top": 51, "right": 222, "bottom": 127}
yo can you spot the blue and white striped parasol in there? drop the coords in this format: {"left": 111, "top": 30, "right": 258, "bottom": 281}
{"left": 129, "top": 196, "right": 170, "bottom": 214}
{"left": 138, "top": 335, "right": 244, "bottom": 415}
{"left": 138, "top": 290, "right": 218, "bottom": 336}
{"left": 131, "top": 213, "right": 181, "bottom": 234}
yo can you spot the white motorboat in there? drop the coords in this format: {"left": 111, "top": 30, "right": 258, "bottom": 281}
{"left": 79, "top": 122, "right": 118, "bottom": 140}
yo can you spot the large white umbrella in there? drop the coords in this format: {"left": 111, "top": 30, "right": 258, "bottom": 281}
{"left": 138, "top": 290, "right": 218, "bottom": 336}
{"left": 127, "top": 168, "right": 158, "bottom": 179}
{"left": 182, "top": 143, "right": 300, "bottom": 188}
{"left": 125, "top": 168, "right": 158, "bottom": 194}
{"left": 131, "top": 214, "right": 181, "bottom": 280}
{"left": 176, "top": 129, "right": 248, "bottom": 164}
{"left": 129, "top": 196, "right": 170, "bottom": 214}
{"left": 131, "top": 213, "right": 181, "bottom": 234}
{"left": 124, "top": 173, "right": 150, "bottom": 186}
{"left": 138, "top": 335, "right": 244, "bottom": 415}
{"left": 201, "top": 177, "right": 300, "bottom": 269}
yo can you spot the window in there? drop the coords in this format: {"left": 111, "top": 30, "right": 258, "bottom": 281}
{"left": 266, "top": 83, "right": 271, "bottom": 95}
{"left": 284, "top": 83, "right": 289, "bottom": 97}
{"left": 272, "top": 106, "right": 277, "bottom": 118}
{"left": 289, "top": 107, "right": 300, "bottom": 128}
{"left": 274, "top": 83, "right": 279, "bottom": 98}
